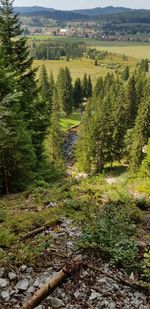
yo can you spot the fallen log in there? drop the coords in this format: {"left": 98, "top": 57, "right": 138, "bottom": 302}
{"left": 21, "top": 219, "right": 62, "bottom": 241}
{"left": 21, "top": 255, "right": 82, "bottom": 309}
{"left": 86, "top": 264, "right": 150, "bottom": 295}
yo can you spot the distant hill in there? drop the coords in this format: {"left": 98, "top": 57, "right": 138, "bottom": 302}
{"left": 14, "top": 6, "right": 55, "bottom": 14}
{"left": 73, "top": 6, "right": 131, "bottom": 17}
{"left": 14, "top": 6, "right": 88, "bottom": 20}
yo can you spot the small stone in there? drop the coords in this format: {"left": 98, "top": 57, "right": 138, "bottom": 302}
{"left": 33, "top": 278, "right": 40, "bottom": 287}
{"left": 129, "top": 272, "right": 135, "bottom": 280}
{"left": 50, "top": 297, "right": 65, "bottom": 308}
{"left": 89, "top": 291, "right": 101, "bottom": 301}
{"left": 19, "top": 265, "right": 27, "bottom": 272}
{"left": 27, "top": 286, "right": 36, "bottom": 294}
{"left": 15, "top": 279, "right": 29, "bottom": 291}
{"left": 8, "top": 272, "right": 17, "bottom": 281}
{"left": 0, "top": 267, "right": 5, "bottom": 278}
{"left": 0, "top": 278, "right": 8, "bottom": 288}
{"left": 98, "top": 277, "right": 107, "bottom": 284}
{"left": 1, "top": 291, "right": 10, "bottom": 301}
{"left": 26, "top": 267, "right": 33, "bottom": 274}
{"left": 74, "top": 291, "right": 80, "bottom": 298}
{"left": 109, "top": 302, "right": 116, "bottom": 309}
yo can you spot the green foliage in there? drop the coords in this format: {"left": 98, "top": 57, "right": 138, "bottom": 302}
{"left": 139, "top": 59, "right": 149, "bottom": 73}
{"left": 80, "top": 203, "right": 138, "bottom": 267}
{"left": 121, "top": 65, "right": 129, "bottom": 81}
{"left": 57, "top": 67, "right": 74, "bottom": 115}
{"left": 73, "top": 78, "right": 83, "bottom": 108}
{"left": 0, "top": 228, "right": 17, "bottom": 248}
{"left": 129, "top": 99, "right": 150, "bottom": 172}
{"left": 141, "top": 250, "right": 150, "bottom": 282}
{"left": 140, "top": 139, "right": 150, "bottom": 176}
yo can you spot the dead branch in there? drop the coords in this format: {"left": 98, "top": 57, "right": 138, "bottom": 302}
{"left": 21, "top": 219, "right": 62, "bottom": 241}
{"left": 86, "top": 264, "right": 150, "bottom": 295}
{"left": 21, "top": 255, "right": 82, "bottom": 309}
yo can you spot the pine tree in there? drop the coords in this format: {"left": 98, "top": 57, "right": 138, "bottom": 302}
{"left": 0, "top": 62, "right": 35, "bottom": 194}
{"left": 56, "top": 67, "right": 73, "bottom": 115}
{"left": 87, "top": 75, "right": 93, "bottom": 98}
{"left": 130, "top": 99, "right": 150, "bottom": 172}
{"left": 82, "top": 73, "right": 88, "bottom": 99}
{"left": 45, "top": 87, "right": 64, "bottom": 173}
{"left": 126, "top": 75, "right": 137, "bottom": 127}
{"left": 94, "top": 77, "right": 104, "bottom": 97}
{"left": 73, "top": 77, "right": 83, "bottom": 108}
{"left": 121, "top": 65, "right": 129, "bottom": 81}
{"left": 139, "top": 59, "right": 149, "bottom": 73}
{"left": 39, "top": 64, "right": 53, "bottom": 126}
{"left": 140, "top": 139, "right": 150, "bottom": 176}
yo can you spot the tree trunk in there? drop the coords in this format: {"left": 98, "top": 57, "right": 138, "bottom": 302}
{"left": 21, "top": 255, "right": 82, "bottom": 309}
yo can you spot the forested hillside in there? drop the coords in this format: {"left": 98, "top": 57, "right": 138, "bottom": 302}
{"left": 0, "top": 1, "right": 150, "bottom": 308}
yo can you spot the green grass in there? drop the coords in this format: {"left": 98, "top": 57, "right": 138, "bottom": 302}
{"left": 60, "top": 110, "right": 81, "bottom": 131}
{"left": 34, "top": 55, "right": 137, "bottom": 85}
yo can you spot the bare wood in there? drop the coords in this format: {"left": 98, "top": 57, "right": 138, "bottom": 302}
{"left": 86, "top": 264, "right": 150, "bottom": 295}
{"left": 21, "top": 255, "right": 82, "bottom": 309}
{"left": 21, "top": 220, "right": 62, "bottom": 240}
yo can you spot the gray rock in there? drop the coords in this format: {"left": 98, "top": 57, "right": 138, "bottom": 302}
{"left": 50, "top": 297, "right": 65, "bottom": 308}
{"left": 0, "top": 267, "right": 5, "bottom": 278}
{"left": 8, "top": 272, "right": 17, "bottom": 281}
{"left": 0, "top": 278, "right": 8, "bottom": 288}
{"left": 1, "top": 290, "right": 10, "bottom": 301}
{"left": 15, "top": 279, "right": 29, "bottom": 291}
{"left": 89, "top": 291, "right": 101, "bottom": 301}
{"left": 33, "top": 278, "right": 40, "bottom": 287}
{"left": 129, "top": 272, "right": 135, "bottom": 280}
{"left": 109, "top": 302, "right": 116, "bottom": 309}
{"left": 98, "top": 277, "right": 107, "bottom": 284}
{"left": 26, "top": 267, "right": 33, "bottom": 274}
{"left": 10, "top": 290, "right": 16, "bottom": 296}
{"left": 20, "top": 265, "right": 27, "bottom": 272}
{"left": 27, "top": 286, "right": 36, "bottom": 294}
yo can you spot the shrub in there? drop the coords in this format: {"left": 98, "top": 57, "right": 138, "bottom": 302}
{"left": 80, "top": 202, "right": 138, "bottom": 267}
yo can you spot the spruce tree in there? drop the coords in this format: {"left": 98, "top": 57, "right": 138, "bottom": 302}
{"left": 87, "top": 75, "right": 93, "bottom": 98}
{"left": 126, "top": 75, "right": 137, "bottom": 127}
{"left": 73, "top": 77, "right": 83, "bottom": 108}
{"left": 56, "top": 67, "right": 73, "bottom": 115}
{"left": 0, "top": 62, "right": 35, "bottom": 194}
{"left": 121, "top": 65, "right": 129, "bottom": 81}
{"left": 82, "top": 73, "right": 88, "bottom": 98}
{"left": 130, "top": 99, "right": 150, "bottom": 172}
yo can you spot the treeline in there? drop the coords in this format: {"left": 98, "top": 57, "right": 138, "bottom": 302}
{"left": 77, "top": 70, "right": 150, "bottom": 173}
{"left": 31, "top": 41, "right": 86, "bottom": 60}
{"left": 99, "top": 11, "right": 150, "bottom": 34}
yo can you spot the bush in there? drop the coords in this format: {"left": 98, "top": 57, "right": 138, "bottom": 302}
{"left": 141, "top": 250, "right": 150, "bottom": 282}
{"left": 80, "top": 202, "right": 138, "bottom": 267}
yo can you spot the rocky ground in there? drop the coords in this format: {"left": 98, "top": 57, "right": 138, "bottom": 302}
{"left": 0, "top": 218, "right": 149, "bottom": 309}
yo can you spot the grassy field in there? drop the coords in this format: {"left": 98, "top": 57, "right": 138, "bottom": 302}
{"left": 95, "top": 45, "right": 150, "bottom": 60}
{"left": 34, "top": 54, "right": 137, "bottom": 84}
{"left": 60, "top": 111, "right": 81, "bottom": 131}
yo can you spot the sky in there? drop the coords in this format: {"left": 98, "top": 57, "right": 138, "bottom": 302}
{"left": 14, "top": 0, "right": 150, "bottom": 10}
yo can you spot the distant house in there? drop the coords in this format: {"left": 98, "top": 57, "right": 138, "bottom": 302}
{"left": 59, "top": 29, "right": 68, "bottom": 36}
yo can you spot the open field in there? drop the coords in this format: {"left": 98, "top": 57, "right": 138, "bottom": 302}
{"left": 95, "top": 45, "right": 150, "bottom": 60}
{"left": 34, "top": 55, "right": 137, "bottom": 84}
